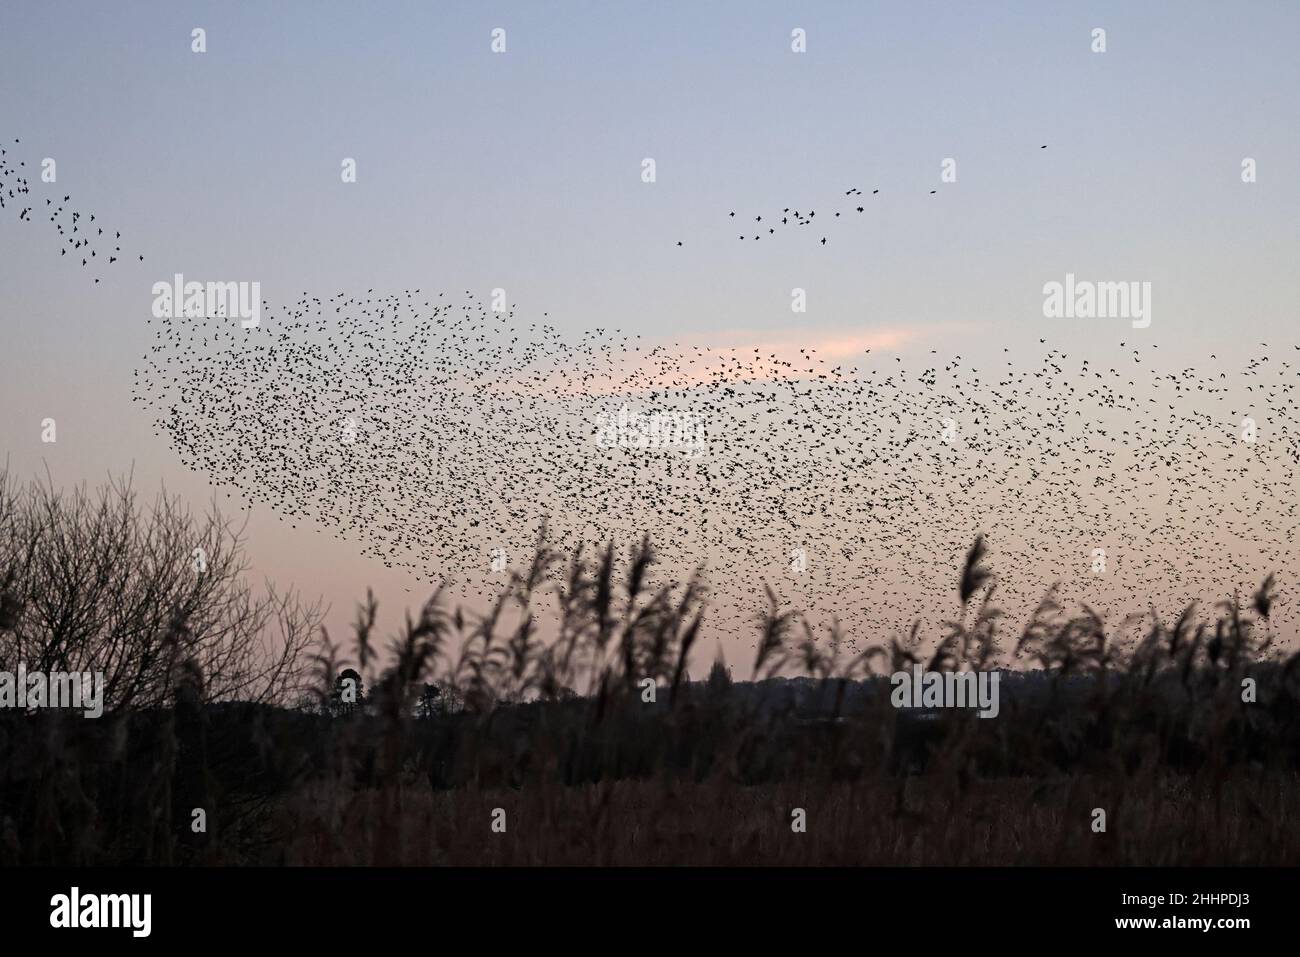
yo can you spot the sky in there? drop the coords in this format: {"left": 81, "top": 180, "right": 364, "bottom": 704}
{"left": 3, "top": 1, "right": 1300, "bottom": 667}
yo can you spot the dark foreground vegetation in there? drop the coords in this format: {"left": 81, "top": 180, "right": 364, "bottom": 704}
{"left": 2, "top": 472, "right": 1298, "bottom": 865}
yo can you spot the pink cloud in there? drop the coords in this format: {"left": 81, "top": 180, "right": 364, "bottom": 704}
{"left": 486, "top": 321, "right": 976, "bottom": 398}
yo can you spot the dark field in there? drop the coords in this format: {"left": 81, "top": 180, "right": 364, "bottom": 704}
{"left": 1, "top": 473, "right": 1297, "bottom": 866}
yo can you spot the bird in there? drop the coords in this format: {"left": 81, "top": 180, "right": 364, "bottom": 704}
{"left": 0, "top": 138, "right": 143, "bottom": 285}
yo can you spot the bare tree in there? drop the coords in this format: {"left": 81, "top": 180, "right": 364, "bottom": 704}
{"left": 0, "top": 468, "right": 321, "bottom": 711}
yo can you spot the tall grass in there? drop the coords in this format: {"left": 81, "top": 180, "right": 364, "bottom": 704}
{"left": 3, "top": 492, "right": 1299, "bottom": 865}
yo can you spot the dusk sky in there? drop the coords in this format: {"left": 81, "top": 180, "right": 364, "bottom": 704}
{"left": 4, "top": 1, "right": 1300, "bottom": 664}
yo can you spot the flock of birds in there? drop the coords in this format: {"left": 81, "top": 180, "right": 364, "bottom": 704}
{"left": 133, "top": 288, "right": 1300, "bottom": 656}
{"left": 681, "top": 146, "right": 1047, "bottom": 248}
{"left": 723, "top": 186, "right": 881, "bottom": 246}
{"left": 0, "top": 137, "right": 141, "bottom": 284}
{"left": 5, "top": 133, "right": 1293, "bottom": 656}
